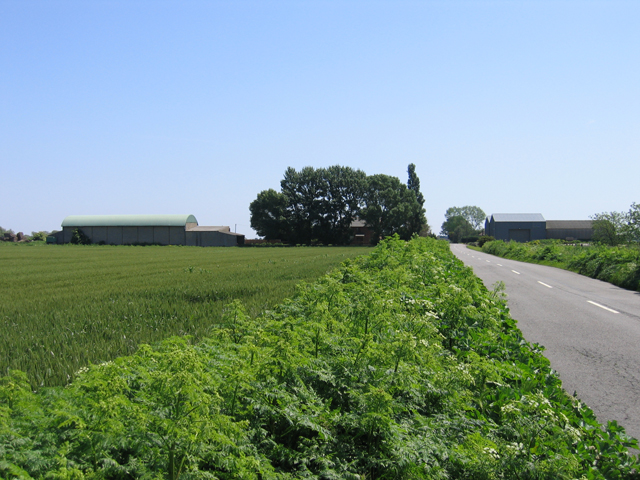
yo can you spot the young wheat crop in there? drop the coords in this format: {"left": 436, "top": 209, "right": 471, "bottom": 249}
{"left": 0, "top": 243, "right": 369, "bottom": 387}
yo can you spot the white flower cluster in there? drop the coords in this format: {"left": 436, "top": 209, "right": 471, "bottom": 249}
{"left": 483, "top": 446, "right": 500, "bottom": 460}
{"left": 505, "top": 442, "right": 525, "bottom": 455}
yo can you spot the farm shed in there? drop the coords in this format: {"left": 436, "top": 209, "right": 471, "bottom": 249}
{"left": 350, "top": 218, "right": 374, "bottom": 245}
{"left": 546, "top": 220, "right": 593, "bottom": 241}
{"left": 53, "top": 214, "right": 244, "bottom": 246}
{"left": 485, "top": 213, "right": 547, "bottom": 242}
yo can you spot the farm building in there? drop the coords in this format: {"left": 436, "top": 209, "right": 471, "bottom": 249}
{"left": 52, "top": 214, "right": 244, "bottom": 246}
{"left": 546, "top": 220, "right": 593, "bottom": 241}
{"left": 485, "top": 213, "right": 547, "bottom": 242}
{"left": 350, "top": 218, "right": 375, "bottom": 245}
{"left": 485, "top": 214, "right": 593, "bottom": 242}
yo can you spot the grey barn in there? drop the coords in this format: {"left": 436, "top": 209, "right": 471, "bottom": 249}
{"left": 485, "top": 214, "right": 593, "bottom": 242}
{"left": 52, "top": 214, "right": 244, "bottom": 246}
{"left": 485, "top": 213, "right": 547, "bottom": 242}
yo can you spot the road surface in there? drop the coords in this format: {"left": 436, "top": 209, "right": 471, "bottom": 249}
{"left": 450, "top": 243, "right": 640, "bottom": 441}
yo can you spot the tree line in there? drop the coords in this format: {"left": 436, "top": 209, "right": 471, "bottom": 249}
{"left": 591, "top": 202, "right": 640, "bottom": 245}
{"left": 250, "top": 164, "right": 428, "bottom": 245}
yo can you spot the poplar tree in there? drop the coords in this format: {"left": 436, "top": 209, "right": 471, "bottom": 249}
{"left": 406, "top": 163, "right": 428, "bottom": 236}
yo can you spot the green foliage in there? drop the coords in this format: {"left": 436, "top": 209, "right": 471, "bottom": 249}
{"left": 407, "top": 163, "right": 428, "bottom": 235}
{"left": 70, "top": 228, "right": 91, "bottom": 245}
{"left": 482, "top": 240, "right": 640, "bottom": 291}
{"left": 1, "top": 236, "right": 638, "bottom": 478}
{"left": 441, "top": 215, "right": 475, "bottom": 243}
{"left": 250, "top": 165, "right": 428, "bottom": 245}
{"left": 280, "top": 165, "right": 369, "bottom": 245}
{"left": 478, "top": 235, "right": 495, "bottom": 247}
{"left": 591, "top": 202, "right": 640, "bottom": 245}
{"left": 626, "top": 202, "right": 640, "bottom": 243}
{"left": 30, "top": 231, "right": 49, "bottom": 241}
{"left": 444, "top": 205, "right": 486, "bottom": 231}
{"left": 0, "top": 244, "right": 366, "bottom": 388}
{"left": 361, "top": 173, "right": 424, "bottom": 243}
{"left": 461, "top": 235, "right": 480, "bottom": 243}
{"left": 592, "top": 216, "right": 628, "bottom": 246}
{"left": 250, "top": 188, "right": 289, "bottom": 240}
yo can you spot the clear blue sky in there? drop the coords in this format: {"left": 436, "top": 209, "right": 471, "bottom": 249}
{"left": 2, "top": 1, "right": 639, "bottom": 237}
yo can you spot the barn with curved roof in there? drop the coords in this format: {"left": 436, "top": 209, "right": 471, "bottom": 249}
{"left": 54, "top": 214, "right": 244, "bottom": 246}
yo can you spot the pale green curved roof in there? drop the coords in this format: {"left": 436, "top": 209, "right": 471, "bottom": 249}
{"left": 62, "top": 214, "right": 198, "bottom": 227}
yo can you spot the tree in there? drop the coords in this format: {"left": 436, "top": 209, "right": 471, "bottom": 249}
{"left": 590, "top": 211, "right": 629, "bottom": 246}
{"left": 30, "top": 231, "right": 49, "bottom": 241}
{"left": 625, "top": 202, "right": 640, "bottom": 243}
{"left": 279, "top": 166, "right": 321, "bottom": 244}
{"left": 278, "top": 166, "right": 368, "bottom": 245}
{"left": 406, "top": 164, "right": 429, "bottom": 236}
{"left": 444, "top": 206, "right": 486, "bottom": 232}
{"left": 440, "top": 215, "right": 475, "bottom": 243}
{"left": 249, "top": 189, "right": 289, "bottom": 241}
{"left": 250, "top": 165, "right": 426, "bottom": 245}
{"left": 315, "top": 165, "right": 368, "bottom": 245}
{"left": 361, "top": 174, "right": 422, "bottom": 244}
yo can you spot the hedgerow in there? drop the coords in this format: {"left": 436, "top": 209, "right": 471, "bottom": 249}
{"left": 482, "top": 240, "right": 640, "bottom": 291}
{"left": 1, "top": 236, "right": 638, "bottom": 479}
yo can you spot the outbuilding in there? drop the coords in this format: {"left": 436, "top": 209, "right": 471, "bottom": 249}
{"left": 485, "top": 213, "right": 547, "bottom": 242}
{"left": 546, "top": 220, "right": 593, "bottom": 241}
{"left": 52, "top": 214, "right": 244, "bottom": 246}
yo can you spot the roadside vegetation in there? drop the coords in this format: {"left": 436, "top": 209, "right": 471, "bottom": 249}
{"left": 0, "top": 242, "right": 367, "bottom": 388}
{"left": 481, "top": 240, "right": 640, "bottom": 292}
{"left": 2, "top": 236, "right": 638, "bottom": 479}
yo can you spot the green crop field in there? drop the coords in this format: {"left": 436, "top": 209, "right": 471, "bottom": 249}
{"left": 0, "top": 242, "right": 369, "bottom": 388}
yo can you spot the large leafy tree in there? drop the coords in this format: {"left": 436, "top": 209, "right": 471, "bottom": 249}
{"left": 444, "top": 205, "right": 486, "bottom": 232}
{"left": 625, "top": 202, "right": 640, "bottom": 242}
{"left": 279, "top": 166, "right": 322, "bottom": 244}
{"left": 589, "top": 203, "right": 640, "bottom": 245}
{"left": 278, "top": 166, "right": 368, "bottom": 245}
{"left": 251, "top": 165, "right": 426, "bottom": 245}
{"left": 249, "top": 189, "right": 289, "bottom": 241}
{"left": 315, "top": 165, "right": 368, "bottom": 245}
{"left": 361, "top": 174, "right": 423, "bottom": 244}
{"left": 440, "top": 215, "right": 475, "bottom": 243}
{"left": 590, "top": 211, "right": 630, "bottom": 246}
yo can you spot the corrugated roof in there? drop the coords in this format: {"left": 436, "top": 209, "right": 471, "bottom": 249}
{"left": 491, "top": 213, "right": 545, "bottom": 222}
{"left": 62, "top": 214, "right": 198, "bottom": 227}
{"left": 546, "top": 220, "right": 593, "bottom": 229}
{"left": 187, "top": 226, "right": 230, "bottom": 232}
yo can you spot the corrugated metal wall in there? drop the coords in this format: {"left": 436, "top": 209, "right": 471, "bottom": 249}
{"left": 56, "top": 226, "right": 241, "bottom": 246}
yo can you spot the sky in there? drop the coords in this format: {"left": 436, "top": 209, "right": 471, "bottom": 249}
{"left": 2, "top": 0, "right": 639, "bottom": 237}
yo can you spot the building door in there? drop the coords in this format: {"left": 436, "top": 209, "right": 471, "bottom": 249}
{"left": 509, "top": 229, "right": 531, "bottom": 242}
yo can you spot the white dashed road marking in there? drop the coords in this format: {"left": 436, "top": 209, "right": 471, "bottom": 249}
{"left": 538, "top": 281, "right": 553, "bottom": 288}
{"left": 497, "top": 264, "right": 502, "bottom": 266}
{"left": 587, "top": 301, "right": 619, "bottom": 314}
{"left": 512, "top": 270, "right": 520, "bottom": 275}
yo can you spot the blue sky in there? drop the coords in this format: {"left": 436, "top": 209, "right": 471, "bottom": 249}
{"left": 2, "top": 1, "right": 639, "bottom": 237}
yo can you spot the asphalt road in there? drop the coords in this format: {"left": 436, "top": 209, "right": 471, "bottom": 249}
{"left": 450, "top": 244, "right": 640, "bottom": 441}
